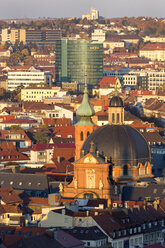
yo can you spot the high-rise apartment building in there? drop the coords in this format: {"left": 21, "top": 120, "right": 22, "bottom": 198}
{"left": 1, "top": 28, "right": 26, "bottom": 44}
{"left": 55, "top": 39, "right": 103, "bottom": 87}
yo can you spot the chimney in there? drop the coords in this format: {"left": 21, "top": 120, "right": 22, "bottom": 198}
{"left": 62, "top": 209, "right": 66, "bottom": 215}
{"left": 105, "top": 156, "right": 107, "bottom": 163}
{"left": 96, "top": 150, "right": 99, "bottom": 157}
{"left": 54, "top": 231, "right": 58, "bottom": 241}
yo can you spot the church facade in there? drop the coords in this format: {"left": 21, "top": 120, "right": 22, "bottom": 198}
{"left": 61, "top": 82, "right": 153, "bottom": 200}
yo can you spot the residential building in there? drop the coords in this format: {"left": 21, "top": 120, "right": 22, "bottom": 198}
{"left": 66, "top": 226, "right": 107, "bottom": 247}
{"left": 55, "top": 39, "right": 103, "bottom": 87}
{"left": 1, "top": 28, "right": 26, "bottom": 44}
{"left": 7, "top": 69, "right": 52, "bottom": 91}
{"left": 103, "top": 38, "right": 125, "bottom": 51}
{"left": 91, "top": 29, "right": 106, "bottom": 43}
{"left": 43, "top": 104, "right": 74, "bottom": 121}
{"left": 0, "top": 130, "right": 32, "bottom": 148}
{"left": 139, "top": 43, "right": 165, "bottom": 61}
{"left": 147, "top": 70, "right": 165, "bottom": 90}
{"left": 21, "top": 86, "right": 60, "bottom": 102}
{"left": 0, "top": 48, "right": 10, "bottom": 57}
{"left": 143, "top": 36, "right": 165, "bottom": 43}
{"left": 0, "top": 118, "right": 38, "bottom": 130}
{"left": 0, "top": 172, "right": 51, "bottom": 197}
{"left": 123, "top": 74, "right": 138, "bottom": 89}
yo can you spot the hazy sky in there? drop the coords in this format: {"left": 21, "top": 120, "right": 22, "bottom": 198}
{"left": 1, "top": 0, "right": 165, "bottom": 19}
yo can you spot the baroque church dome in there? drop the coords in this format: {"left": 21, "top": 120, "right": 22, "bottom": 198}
{"left": 82, "top": 124, "right": 151, "bottom": 167}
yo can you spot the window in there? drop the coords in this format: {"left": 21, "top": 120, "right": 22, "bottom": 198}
{"left": 87, "top": 131, "right": 90, "bottom": 137}
{"left": 80, "top": 131, "right": 84, "bottom": 141}
{"left": 123, "top": 165, "right": 128, "bottom": 176}
{"left": 112, "top": 113, "right": 115, "bottom": 123}
{"left": 117, "top": 113, "right": 120, "bottom": 123}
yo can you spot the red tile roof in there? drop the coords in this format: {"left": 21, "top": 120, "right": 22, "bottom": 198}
{"left": 32, "top": 143, "right": 75, "bottom": 151}
{"left": 0, "top": 187, "right": 22, "bottom": 204}
{"left": 1, "top": 118, "right": 37, "bottom": 124}
{"left": 53, "top": 126, "right": 75, "bottom": 138}
{"left": 99, "top": 77, "right": 116, "bottom": 88}
{"left": 0, "top": 150, "right": 29, "bottom": 162}
{"left": 141, "top": 43, "right": 165, "bottom": 51}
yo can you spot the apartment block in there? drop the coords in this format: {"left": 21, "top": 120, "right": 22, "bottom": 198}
{"left": 139, "top": 43, "right": 165, "bottom": 61}
{"left": 147, "top": 70, "right": 165, "bottom": 90}
{"left": 1, "top": 28, "right": 26, "bottom": 44}
{"left": 123, "top": 70, "right": 165, "bottom": 91}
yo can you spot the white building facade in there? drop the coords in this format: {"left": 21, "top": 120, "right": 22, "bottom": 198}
{"left": 8, "top": 70, "right": 52, "bottom": 91}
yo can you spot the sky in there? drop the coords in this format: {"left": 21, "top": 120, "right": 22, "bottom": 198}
{"left": 0, "top": 0, "right": 165, "bottom": 19}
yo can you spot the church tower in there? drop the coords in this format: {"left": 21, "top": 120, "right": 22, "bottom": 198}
{"left": 75, "top": 66, "right": 96, "bottom": 160}
{"left": 108, "top": 77, "right": 124, "bottom": 125}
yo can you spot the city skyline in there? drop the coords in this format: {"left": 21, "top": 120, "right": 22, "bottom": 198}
{"left": 0, "top": 0, "right": 164, "bottom": 20}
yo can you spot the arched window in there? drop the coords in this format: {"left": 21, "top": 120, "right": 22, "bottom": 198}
{"left": 87, "top": 131, "right": 90, "bottom": 137}
{"left": 112, "top": 113, "right": 115, "bottom": 123}
{"left": 123, "top": 165, "right": 128, "bottom": 176}
{"left": 121, "top": 113, "right": 123, "bottom": 123}
{"left": 80, "top": 131, "right": 84, "bottom": 141}
{"left": 117, "top": 113, "right": 120, "bottom": 123}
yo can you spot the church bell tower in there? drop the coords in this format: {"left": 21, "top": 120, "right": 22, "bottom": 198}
{"left": 75, "top": 66, "right": 96, "bottom": 160}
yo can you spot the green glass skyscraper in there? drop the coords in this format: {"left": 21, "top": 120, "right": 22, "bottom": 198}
{"left": 55, "top": 39, "right": 103, "bottom": 87}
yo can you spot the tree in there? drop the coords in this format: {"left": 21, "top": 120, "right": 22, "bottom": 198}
{"left": 9, "top": 125, "right": 23, "bottom": 130}
{"left": 34, "top": 131, "right": 49, "bottom": 143}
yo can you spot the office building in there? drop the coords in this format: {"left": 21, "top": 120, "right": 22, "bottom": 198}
{"left": 26, "top": 29, "right": 61, "bottom": 46}
{"left": 55, "top": 39, "right": 103, "bottom": 87}
{"left": 8, "top": 69, "right": 52, "bottom": 91}
{"left": 1, "top": 28, "right": 61, "bottom": 46}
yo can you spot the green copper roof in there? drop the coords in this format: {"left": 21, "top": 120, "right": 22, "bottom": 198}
{"left": 75, "top": 83, "right": 95, "bottom": 126}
